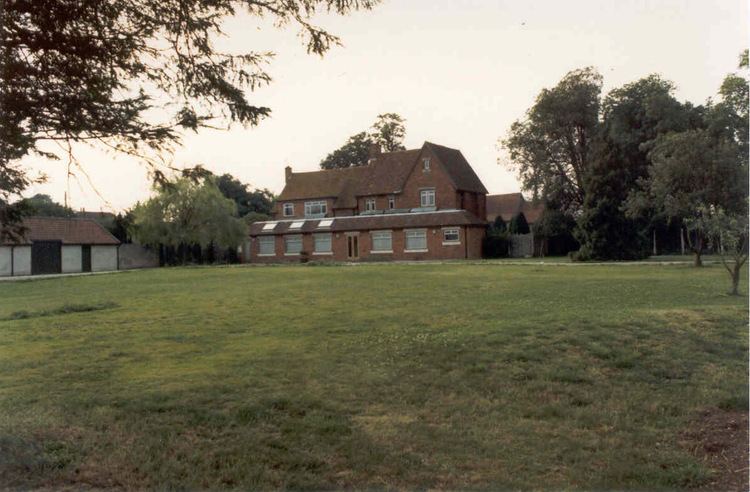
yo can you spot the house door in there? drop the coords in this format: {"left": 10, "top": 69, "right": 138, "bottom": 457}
{"left": 81, "top": 245, "right": 92, "bottom": 272}
{"left": 31, "top": 241, "right": 62, "bottom": 275}
{"left": 347, "top": 234, "right": 359, "bottom": 260}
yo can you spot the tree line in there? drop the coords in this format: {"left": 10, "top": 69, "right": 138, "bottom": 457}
{"left": 502, "top": 51, "right": 748, "bottom": 292}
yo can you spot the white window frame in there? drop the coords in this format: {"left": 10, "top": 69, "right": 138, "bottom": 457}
{"left": 313, "top": 233, "right": 332, "bottom": 255}
{"left": 405, "top": 229, "right": 428, "bottom": 252}
{"left": 283, "top": 203, "right": 294, "bottom": 217}
{"left": 420, "top": 189, "right": 436, "bottom": 207}
{"left": 365, "top": 198, "right": 376, "bottom": 211}
{"left": 388, "top": 196, "right": 395, "bottom": 209}
{"left": 370, "top": 230, "right": 393, "bottom": 253}
{"left": 423, "top": 158, "right": 430, "bottom": 171}
{"left": 442, "top": 227, "right": 460, "bottom": 245}
{"left": 258, "top": 236, "right": 275, "bottom": 256}
{"left": 304, "top": 201, "right": 327, "bottom": 218}
{"left": 284, "top": 235, "right": 303, "bottom": 255}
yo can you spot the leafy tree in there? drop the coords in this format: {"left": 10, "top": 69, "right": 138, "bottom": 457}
{"left": 625, "top": 53, "right": 748, "bottom": 266}
{"left": 508, "top": 213, "right": 530, "bottom": 235}
{"left": 109, "top": 211, "right": 134, "bottom": 243}
{"left": 371, "top": 113, "right": 406, "bottom": 152}
{"left": 215, "top": 173, "right": 274, "bottom": 217}
{"left": 319, "top": 132, "right": 372, "bottom": 169}
{"left": 502, "top": 68, "right": 603, "bottom": 215}
{"left": 130, "top": 177, "right": 245, "bottom": 264}
{"left": 577, "top": 75, "right": 696, "bottom": 260}
{"left": 1, "top": 0, "right": 379, "bottom": 236}
{"left": 687, "top": 206, "right": 748, "bottom": 295}
{"left": 320, "top": 113, "right": 406, "bottom": 169}
{"left": 17, "top": 194, "right": 74, "bottom": 217}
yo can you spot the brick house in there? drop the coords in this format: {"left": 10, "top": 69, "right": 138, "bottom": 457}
{"left": 247, "top": 141, "right": 489, "bottom": 262}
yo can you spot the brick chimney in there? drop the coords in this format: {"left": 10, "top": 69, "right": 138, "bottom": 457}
{"left": 285, "top": 165, "right": 292, "bottom": 182}
{"left": 367, "top": 143, "right": 381, "bottom": 163}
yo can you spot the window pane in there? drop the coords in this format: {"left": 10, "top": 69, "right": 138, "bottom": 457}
{"left": 285, "top": 235, "right": 302, "bottom": 254}
{"left": 443, "top": 229, "right": 459, "bottom": 242}
{"left": 314, "top": 234, "right": 332, "bottom": 253}
{"left": 406, "top": 230, "right": 427, "bottom": 250}
{"left": 420, "top": 190, "right": 435, "bottom": 207}
{"left": 371, "top": 231, "right": 392, "bottom": 251}
{"left": 259, "top": 237, "right": 275, "bottom": 254}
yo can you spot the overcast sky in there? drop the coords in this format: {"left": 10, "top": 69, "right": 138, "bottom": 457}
{"left": 24, "top": 0, "right": 748, "bottom": 212}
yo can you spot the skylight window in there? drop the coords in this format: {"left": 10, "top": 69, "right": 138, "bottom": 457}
{"left": 317, "top": 219, "right": 334, "bottom": 229}
{"left": 262, "top": 222, "right": 277, "bottom": 231}
{"left": 289, "top": 220, "right": 305, "bottom": 230}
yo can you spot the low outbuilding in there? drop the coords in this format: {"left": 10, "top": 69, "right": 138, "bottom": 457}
{"left": 0, "top": 217, "right": 120, "bottom": 276}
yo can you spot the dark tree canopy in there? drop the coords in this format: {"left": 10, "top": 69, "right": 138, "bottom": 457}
{"left": 0, "top": 0, "right": 379, "bottom": 239}
{"left": 16, "top": 193, "right": 75, "bottom": 217}
{"left": 320, "top": 113, "right": 406, "bottom": 169}
{"left": 502, "top": 67, "right": 602, "bottom": 215}
{"left": 508, "top": 213, "right": 530, "bottom": 235}
{"left": 215, "top": 173, "right": 274, "bottom": 217}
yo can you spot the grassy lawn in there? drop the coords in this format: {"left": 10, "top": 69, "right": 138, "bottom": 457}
{"left": 0, "top": 263, "right": 747, "bottom": 489}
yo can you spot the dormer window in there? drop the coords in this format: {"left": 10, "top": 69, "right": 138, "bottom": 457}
{"left": 283, "top": 203, "right": 294, "bottom": 216}
{"left": 423, "top": 158, "right": 430, "bottom": 171}
{"left": 365, "top": 198, "right": 376, "bottom": 211}
{"left": 388, "top": 196, "right": 395, "bottom": 209}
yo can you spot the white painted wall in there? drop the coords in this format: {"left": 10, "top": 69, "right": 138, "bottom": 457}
{"left": 62, "top": 245, "right": 83, "bottom": 273}
{"left": 13, "top": 246, "right": 31, "bottom": 276}
{"left": 0, "top": 247, "right": 11, "bottom": 276}
{"left": 91, "top": 245, "right": 118, "bottom": 272}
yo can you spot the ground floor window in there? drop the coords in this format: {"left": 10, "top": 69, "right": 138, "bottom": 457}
{"left": 405, "top": 229, "right": 427, "bottom": 251}
{"left": 371, "top": 230, "right": 392, "bottom": 252}
{"left": 258, "top": 236, "right": 275, "bottom": 255}
{"left": 314, "top": 233, "right": 332, "bottom": 253}
{"left": 285, "top": 235, "right": 303, "bottom": 254}
{"left": 443, "top": 228, "right": 460, "bottom": 244}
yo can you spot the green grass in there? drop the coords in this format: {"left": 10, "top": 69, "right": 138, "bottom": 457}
{"left": 0, "top": 263, "right": 746, "bottom": 489}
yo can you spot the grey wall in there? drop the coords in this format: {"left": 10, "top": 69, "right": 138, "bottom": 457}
{"left": 509, "top": 234, "right": 534, "bottom": 258}
{"left": 12, "top": 246, "right": 31, "bottom": 275}
{"left": 62, "top": 245, "right": 83, "bottom": 273}
{"left": 118, "top": 243, "right": 159, "bottom": 270}
{"left": 0, "top": 247, "right": 11, "bottom": 276}
{"left": 91, "top": 245, "right": 118, "bottom": 272}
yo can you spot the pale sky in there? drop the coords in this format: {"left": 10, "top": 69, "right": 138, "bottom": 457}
{"left": 24, "top": 0, "right": 749, "bottom": 212}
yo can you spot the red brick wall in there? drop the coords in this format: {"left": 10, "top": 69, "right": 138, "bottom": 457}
{"left": 273, "top": 198, "right": 335, "bottom": 219}
{"left": 248, "top": 225, "right": 485, "bottom": 263}
{"left": 400, "top": 148, "right": 459, "bottom": 210}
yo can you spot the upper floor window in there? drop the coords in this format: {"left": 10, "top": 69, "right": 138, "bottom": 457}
{"left": 423, "top": 158, "right": 430, "bottom": 171}
{"left": 365, "top": 198, "right": 376, "bottom": 211}
{"left": 420, "top": 189, "right": 435, "bottom": 207}
{"left": 304, "top": 201, "right": 327, "bottom": 218}
{"left": 283, "top": 203, "right": 294, "bottom": 216}
{"left": 388, "top": 196, "right": 395, "bottom": 209}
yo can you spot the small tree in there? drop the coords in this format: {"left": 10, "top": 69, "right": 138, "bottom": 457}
{"left": 130, "top": 177, "right": 245, "bottom": 264}
{"left": 687, "top": 206, "right": 748, "bottom": 295}
{"left": 508, "top": 213, "right": 530, "bottom": 234}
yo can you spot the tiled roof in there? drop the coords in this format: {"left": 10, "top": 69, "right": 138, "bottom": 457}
{"left": 486, "top": 193, "right": 544, "bottom": 224}
{"left": 2, "top": 217, "right": 120, "bottom": 245}
{"left": 249, "top": 210, "right": 486, "bottom": 236}
{"left": 424, "top": 142, "right": 488, "bottom": 194}
{"left": 278, "top": 142, "right": 486, "bottom": 204}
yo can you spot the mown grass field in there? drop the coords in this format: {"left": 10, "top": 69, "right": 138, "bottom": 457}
{"left": 0, "top": 263, "right": 747, "bottom": 490}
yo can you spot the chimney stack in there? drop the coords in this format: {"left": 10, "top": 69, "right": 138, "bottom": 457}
{"left": 285, "top": 165, "right": 292, "bottom": 182}
{"left": 368, "top": 143, "right": 381, "bottom": 163}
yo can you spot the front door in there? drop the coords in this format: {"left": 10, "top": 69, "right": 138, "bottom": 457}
{"left": 347, "top": 234, "right": 359, "bottom": 260}
{"left": 31, "top": 241, "right": 62, "bottom": 275}
{"left": 81, "top": 245, "right": 92, "bottom": 272}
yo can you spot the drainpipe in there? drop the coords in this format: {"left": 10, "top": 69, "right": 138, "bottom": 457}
{"left": 464, "top": 226, "right": 469, "bottom": 259}
{"left": 10, "top": 246, "right": 13, "bottom": 276}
